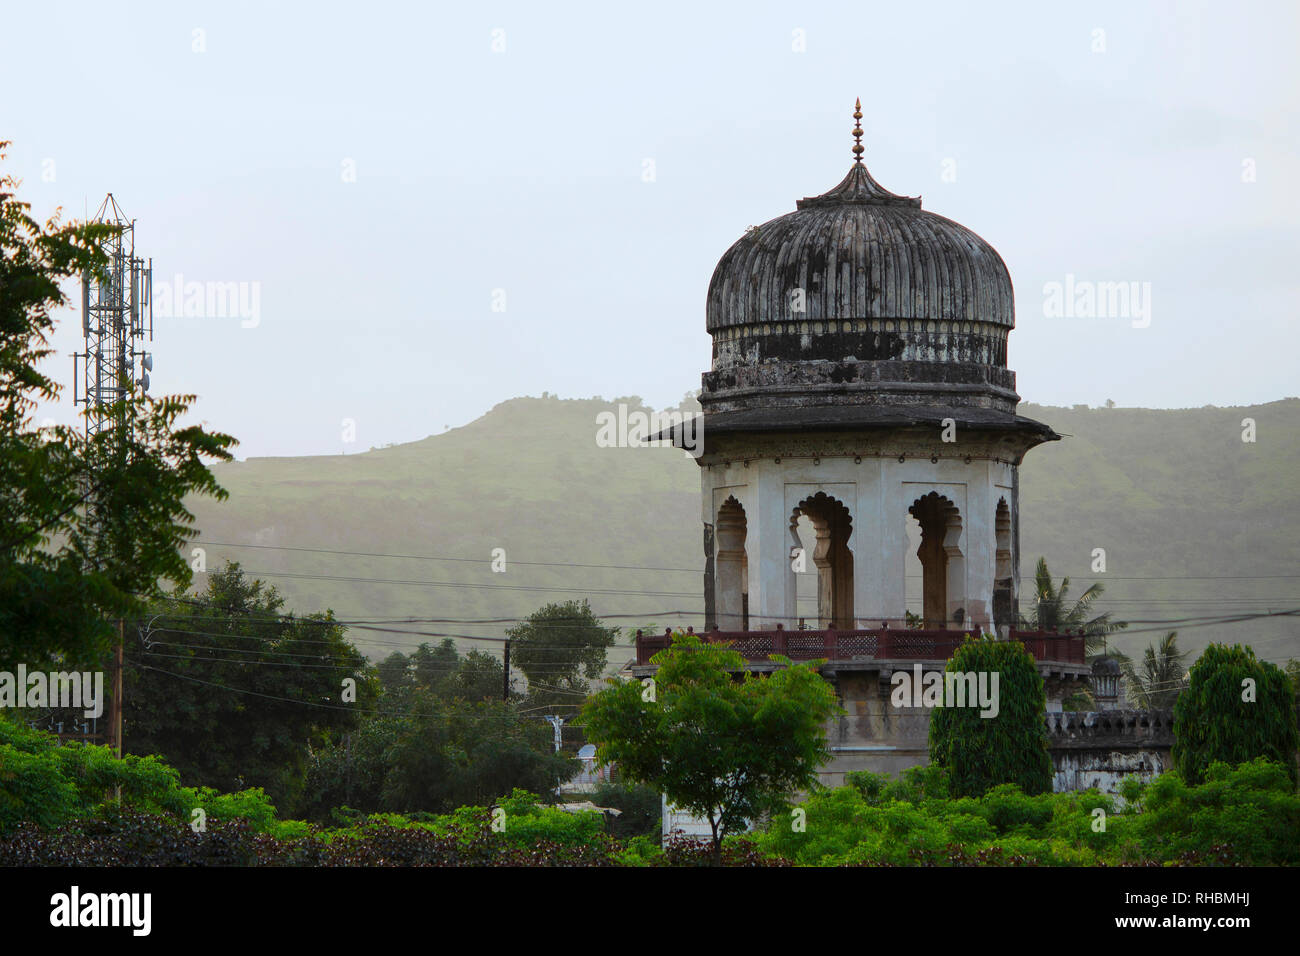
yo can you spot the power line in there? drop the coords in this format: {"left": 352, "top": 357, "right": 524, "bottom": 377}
{"left": 139, "top": 650, "right": 362, "bottom": 670}
{"left": 224, "top": 566, "right": 700, "bottom": 598}
{"left": 131, "top": 589, "right": 701, "bottom": 626}
{"left": 192, "top": 539, "right": 700, "bottom": 574}
{"left": 190, "top": 538, "right": 1300, "bottom": 582}
{"left": 131, "top": 663, "right": 571, "bottom": 720}
{"left": 141, "top": 622, "right": 638, "bottom": 651}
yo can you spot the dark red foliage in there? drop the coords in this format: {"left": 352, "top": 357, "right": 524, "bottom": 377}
{"left": 0, "top": 811, "right": 620, "bottom": 867}
{"left": 653, "top": 834, "right": 788, "bottom": 867}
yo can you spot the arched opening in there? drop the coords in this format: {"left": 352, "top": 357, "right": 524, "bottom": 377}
{"left": 715, "top": 497, "right": 749, "bottom": 631}
{"left": 908, "top": 492, "right": 963, "bottom": 629}
{"left": 790, "top": 492, "right": 854, "bottom": 630}
{"left": 993, "top": 497, "right": 1013, "bottom": 635}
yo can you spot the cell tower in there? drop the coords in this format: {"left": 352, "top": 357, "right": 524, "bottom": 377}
{"left": 71, "top": 193, "right": 154, "bottom": 759}
{"left": 74, "top": 193, "right": 153, "bottom": 446}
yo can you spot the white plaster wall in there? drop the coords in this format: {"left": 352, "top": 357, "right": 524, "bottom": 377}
{"left": 662, "top": 795, "right": 714, "bottom": 845}
{"left": 702, "top": 455, "right": 1008, "bottom": 630}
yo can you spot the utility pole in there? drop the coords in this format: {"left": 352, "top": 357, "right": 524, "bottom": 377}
{"left": 110, "top": 619, "right": 124, "bottom": 758}
{"left": 502, "top": 639, "right": 511, "bottom": 701}
{"left": 544, "top": 715, "right": 564, "bottom": 753}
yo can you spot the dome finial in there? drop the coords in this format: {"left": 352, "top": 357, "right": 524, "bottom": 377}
{"left": 852, "top": 97, "right": 865, "bottom": 164}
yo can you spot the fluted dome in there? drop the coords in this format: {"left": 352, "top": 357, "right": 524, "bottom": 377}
{"left": 700, "top": 137, "right": 1032, "bottom": 425}
{"left": 707, "top": 163, "right": 1014, "bottom": 343}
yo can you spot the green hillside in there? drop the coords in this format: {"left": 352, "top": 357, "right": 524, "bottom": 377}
{"left": 185, "top": 396, "right": 1300, "bottom": 669}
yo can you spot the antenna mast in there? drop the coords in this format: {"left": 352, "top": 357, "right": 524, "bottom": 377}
{"left": 74, "top": 193, "right": 153, "bottom": 450}
{"left": 72, "top": 193, "right": 153, "bottom": 759}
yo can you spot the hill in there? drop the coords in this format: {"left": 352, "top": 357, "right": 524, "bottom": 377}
{"left": 184, "top": 395, "right": 1300, "bottom": 669}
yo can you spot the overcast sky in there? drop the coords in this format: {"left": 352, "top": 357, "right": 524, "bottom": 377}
{"left": 3, "top": 0, "right": 1296, "bottom": 459}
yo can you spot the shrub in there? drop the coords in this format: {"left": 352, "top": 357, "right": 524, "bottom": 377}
{"left": 0, "top": 714, "right": 296, "bottom": 837}
{"left": 0, "top": 745, "right": 78, "bottom": 832}
{"left": 1172, "top": 643, "right": 1299, "bottom": 786}
{"left": 754, "top": 759, "right": 1300, "bottom": 866}
{"left": 928, "top": 636, "right": 1053, "bottom": 798}
{"left": 494, "top": 788, "right": 609, "bottom": 848}
{"left": 983, "top": 784, "right": 1054, "bottom": 835}
{"left": 612, "top": 833, "right": 662, "bottom": 866}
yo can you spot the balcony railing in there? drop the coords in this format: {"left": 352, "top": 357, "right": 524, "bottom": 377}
{"left": 633, "top": 626, "right": 1086, "bottom": 667}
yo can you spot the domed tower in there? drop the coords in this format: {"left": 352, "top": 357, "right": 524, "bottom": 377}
{"left": 697, "top": 101, "right": 1058, "bottom": 637}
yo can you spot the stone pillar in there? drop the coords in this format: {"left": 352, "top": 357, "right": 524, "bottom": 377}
{"left": 812, "top": 519, "right": 834, "bottom": 629}
{"left": 963, "top": 465, "right": 995, "bottom": 632}
{"left": 1011, "top": 466, "right": 1023, "bottom": 623}
{"left": 943, "top": 513, "right": 966, "bottom": 629}
{"left": 703, "top": 522, "right": 716, "bottom": 632}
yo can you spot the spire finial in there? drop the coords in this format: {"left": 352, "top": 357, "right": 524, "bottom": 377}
{"left": 851, "top": 97, "right": 864, "bottom": 164}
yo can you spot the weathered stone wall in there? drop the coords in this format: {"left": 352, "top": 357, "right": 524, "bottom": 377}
{"left": 815, "top": 679, "right": 1174, "bottom": 795}
{"left": 1046, "top": 710, "right": 1174, "bottom": 796}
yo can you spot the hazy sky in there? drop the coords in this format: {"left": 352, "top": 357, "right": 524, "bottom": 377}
{"left": 3, "top": 0, "right": 1297, "bottom": 459}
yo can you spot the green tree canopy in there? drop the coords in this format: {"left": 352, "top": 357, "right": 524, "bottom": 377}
{"left": 928, "top": 636, "right": 1054, "bottom": 798}
{"left": 381, "top": 639, "right": 510, "bottom": 702}
{"left": 124, "top": 562, "right": 371, "bottom": 810}
{"left": 376, "top": 651, "right": 412, "bottom": 694}
{"left": 410, "top": 639, "right": 460, "bottom": 692}
{"left": 580, "top": 634, "right": 841, "bottom": 862}
{"left": 1172, "top": 643, "right": 1298, "bottom": 787}
{"left": 302, "top": 692, "right": 575, "bottom": 821}
{"left": 508, "top": 600, "right": 617, "bottom": 710}
{"left": 447, "top": 649, "right": 507, "bottom": 702}
{"left": 0, "top": 144, "right": 235, "bottom": 669}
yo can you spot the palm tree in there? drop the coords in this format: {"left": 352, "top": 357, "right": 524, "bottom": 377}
{"left": 1117, "top": 632, "right": 1187, "bottom": 710}
{"left": 1018, "top": 557, "right": 1127, "bottom": 653}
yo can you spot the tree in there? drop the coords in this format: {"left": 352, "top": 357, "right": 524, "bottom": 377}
{"left": 928, "top": 635, "right": 1053, "bottom": 798}
{"left": 387, "top": 640, "right": 511, "bottom": 702}
{"left": 410, "top": 639, "right": 460, "bottom": 693}
{"left": 445, "top": 649, "right": 506, "bottom": 702}
{"left": 124, "top": 562, "right": 371, "bottom": 811}
{"left": 0, "top": 144, "right": 235, "bottom": 669}
{"left": 508, "top": 600, "right": 617, "bottom": 710}
{"left": 304, "top": 693, "right": 575, "bottom": 820}
{"left": 1172, "top": 643, "right": 1298, "bottom": 787}
{"left": 1118, "top": 631, "right": 1187, "bottom": 709}
{"left": 580, "top": 634, "right": 841, "bottom": 863}
{"left": 301, "top": 711, "right": 406, "bottom": 820}
{"left": 376, "top": 651, "right": 413, "bottom": 694}
{"left": 1019, "top": 557, "right": 1126, "bottom": 653}
{"left": 589, "top": 780, "right": 663, "bottom": 840}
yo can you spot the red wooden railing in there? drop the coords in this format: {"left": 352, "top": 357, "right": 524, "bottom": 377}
{"left": 633, "top": 626, "right": 1085, "bottom": 667}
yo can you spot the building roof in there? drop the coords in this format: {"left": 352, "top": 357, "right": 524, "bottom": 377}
{"left": 698, "top": 101, "right": 1032, "bottom": 424}
{"left": 700, "top": 404, "right": 1059, "bottom": 440}
{"left": 707, "top": 166, "right": 1013, "bottom": 334}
